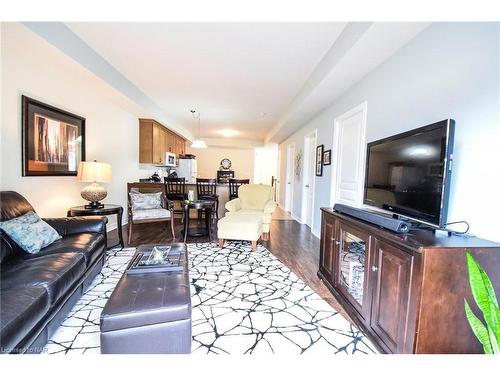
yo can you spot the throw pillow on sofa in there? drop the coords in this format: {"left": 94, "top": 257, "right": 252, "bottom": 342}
{"left": 129, "top": 191, "right": 163, "bottom": 210}
{"left": 0, "top": 211, "right": 62, "bottom": 254}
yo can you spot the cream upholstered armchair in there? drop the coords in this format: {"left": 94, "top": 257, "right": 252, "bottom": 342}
{"left": 224, "top": 183, "right": 277, "bottom": 239}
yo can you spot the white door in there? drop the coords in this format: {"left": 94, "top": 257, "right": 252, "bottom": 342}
{"left": 285, "top": 143, "right": 295, "bottom": 213}
{"left": 301, "top": 131, "right": 316, "bottom": 227}
{"left": 331, "top": 102, "right": 368, "bottom": 207}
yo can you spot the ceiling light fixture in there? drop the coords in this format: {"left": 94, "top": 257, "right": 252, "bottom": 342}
{"left": 190, "top": 109, "right": 207, "bottom": 149}
{"left": 219, "top": 129, "right": 239, "bottom": 138}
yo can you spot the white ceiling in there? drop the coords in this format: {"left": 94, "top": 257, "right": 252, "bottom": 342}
{"left": 60, "top": 22, "right": 430, "bottom": 143}
{"left": 66, "top": 22, "right": 346, "bottom": 140}
{"left": 266, "top": 22, "right": 430, "bottom": 142}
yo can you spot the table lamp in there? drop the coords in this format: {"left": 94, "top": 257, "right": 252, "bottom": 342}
{"left": 77, "top": 161, "right": 112, "bottom": 209}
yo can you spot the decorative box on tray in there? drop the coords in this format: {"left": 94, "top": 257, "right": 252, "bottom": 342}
{"left": 126, "top": 245, "right": 185, "bottom": 274}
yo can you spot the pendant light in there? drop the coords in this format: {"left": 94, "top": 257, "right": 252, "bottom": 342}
{"left": 190, "top": 109, "right": 207, "bottom": 149}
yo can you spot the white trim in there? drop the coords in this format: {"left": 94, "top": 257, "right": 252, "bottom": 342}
{"left": 311, "top": 228, "right": 320, "bottom": 238}
{"left": 330, "top": 101, "right": 368, "bottom": 207}
{"left": 291, "top": 212, "right": 302, "bottom": 223}
{"left": 301, "top": 129, "right": 317, "bottom": 230}
{"left": 285, "top": 142, "right": 296, "bottom": 213}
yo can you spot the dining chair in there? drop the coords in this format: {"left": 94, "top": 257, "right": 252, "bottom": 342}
{"left": 228, "top": 178, "right": 250, "bottom": 200}
{"left": 196, "top": 178, "right": 219, "bottom": 220}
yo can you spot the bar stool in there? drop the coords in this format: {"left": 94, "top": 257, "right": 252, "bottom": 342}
{"left": 228, "top": 178, "right": 250, "bottom": 200}
{"left": 164, "top": 177, "right": 187, "bottom": 221}
{"left": 196, "top": 178, "right": 219, "bottom": 220}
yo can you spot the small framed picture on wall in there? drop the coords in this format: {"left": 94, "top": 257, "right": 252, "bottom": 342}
{"left": 315, "top": 144, "right": 324, "bottom": 176}
{"left": 323, "top": 149, "right": 331, "bottom": 166}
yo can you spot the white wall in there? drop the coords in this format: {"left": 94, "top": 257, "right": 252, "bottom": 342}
{"left": 185, "top": 145, "right": 255, "bottom": 181}
{"left": 280, "top": 23, "right": 500, "bottom": 241}
{"left": 254, "top": 143, "right": 278, "bottom": 185}
{"left": 1, "top": 23, "right": 154, "bottom": 229}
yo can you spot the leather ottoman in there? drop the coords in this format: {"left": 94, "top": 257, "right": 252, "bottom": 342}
{"left": 100, "top": 243, "right": 191, "bottom": 354}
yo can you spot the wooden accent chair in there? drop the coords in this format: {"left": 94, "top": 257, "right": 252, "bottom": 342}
{"left": 127, "top": 182, "right": 175, "bottom": 245}
{"left": 228, "top": 178, "right": 250, "bottom": 200}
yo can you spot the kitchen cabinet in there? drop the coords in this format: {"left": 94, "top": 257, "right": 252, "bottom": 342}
{"left": 139, "top": 119, "right": 186, "bottom": 163}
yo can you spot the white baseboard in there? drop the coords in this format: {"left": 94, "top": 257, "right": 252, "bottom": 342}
{"left": 291, "top": 213, "right": 302, "bottom": 223}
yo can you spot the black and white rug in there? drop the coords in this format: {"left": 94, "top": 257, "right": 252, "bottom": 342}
{"left": 44, "top": 242, "right": 377, "bottom": 355}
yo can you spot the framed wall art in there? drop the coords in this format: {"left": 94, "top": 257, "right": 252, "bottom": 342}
{"left": 315, "top": 144, "right": 324, "bottom": 176}
{"left": 22, "top": 95, "right": 85, "bottom": 176}
{"left": 323, "top": 149, "right": 332, "bottom": 166}
{"left": 295, "top": 149, "right": 302, "bottom": 180}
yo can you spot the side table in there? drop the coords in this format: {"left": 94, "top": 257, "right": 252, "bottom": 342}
{"left": 181, "top": 200, "right": 215, "bottom": 243}
{"left": 67, "top": 204, "right": 124, "bottom": 249}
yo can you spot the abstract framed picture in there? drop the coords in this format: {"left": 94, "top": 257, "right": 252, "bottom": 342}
{"left": 323, "top": 149, "right": 332, "bottom": 165}
{"left": 22, "top": 96, "right": 85, "bottom": 176}
{"left": 315, "top": 144, "right": 324, "bottom": 176}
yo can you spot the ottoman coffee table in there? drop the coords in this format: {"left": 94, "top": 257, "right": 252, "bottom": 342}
{"left": 217, "top": 215, "right": 263, "bottom": 251}
{"left": 100, "top": 243, "right": 191, "bottom": 354}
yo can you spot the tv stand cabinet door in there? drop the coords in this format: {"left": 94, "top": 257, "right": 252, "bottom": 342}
{"left": 370, "top": 239, "right": 414, "bottom": 353}
{"left": 319, "top": 213, "right": 338, "bottom": 283}
{"left": 335, "top": 221, "right": 372, "bottom": 323}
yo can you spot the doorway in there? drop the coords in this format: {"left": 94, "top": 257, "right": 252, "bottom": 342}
{"left": 285, "top": 143, "right": 295, "bottom": 213}
{"left": 330, "top": 102, "right": 368, "bottom": 207}
{"left": 301, "top": 130, "right": 317, "bottom": 228}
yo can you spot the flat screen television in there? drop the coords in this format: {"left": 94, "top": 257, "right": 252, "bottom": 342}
{"left": 363, "top": 119, "right": 455, "bottom": 227}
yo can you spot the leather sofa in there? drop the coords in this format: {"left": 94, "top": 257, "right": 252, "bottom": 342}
{"left": 0, "top": 191, "right": 108, "bottom": 354}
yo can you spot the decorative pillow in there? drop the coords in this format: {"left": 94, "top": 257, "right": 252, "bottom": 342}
{"left": 129, "top": 191, "right": 162, "bottom": 210}
{"left": 0, "top": 211, "right": 62, "bottom": 254}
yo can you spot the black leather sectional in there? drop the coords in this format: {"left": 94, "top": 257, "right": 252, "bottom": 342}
{"left": 0, "top": 191, "right": 108, "bottom": 354}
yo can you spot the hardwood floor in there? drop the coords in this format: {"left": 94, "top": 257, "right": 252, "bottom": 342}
{"left": 107, "top": 208, "right": 350, "bottom": 319}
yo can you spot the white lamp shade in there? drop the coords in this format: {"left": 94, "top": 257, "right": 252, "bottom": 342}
{"left": 77, "top": 161, "right": 112, "bottom": 183}
{"left": 191, "top": 139, "right": 208, "bottom": 149}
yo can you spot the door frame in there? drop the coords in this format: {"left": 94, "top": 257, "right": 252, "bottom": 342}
{"left": 275, "top": 145, "right": 281, "bottom": 204}
{"left": 330, "top": 101, "right": 368, "bottom": 207}
{"left": 301, "top": 129, "right": 317, "bottom": 228}
{"left": 285, "top": 142, "right": 295, "bottom": 213}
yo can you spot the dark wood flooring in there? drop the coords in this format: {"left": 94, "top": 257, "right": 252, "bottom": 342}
{"left": 107, "top": 211, "right": 349, "bottom": 319}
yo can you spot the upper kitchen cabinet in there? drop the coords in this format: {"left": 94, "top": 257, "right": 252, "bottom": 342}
{"left": 139, "top": 119, "right": 186, "bottom": 163}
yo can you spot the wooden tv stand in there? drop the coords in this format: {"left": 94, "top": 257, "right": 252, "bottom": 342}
{"left": 318, "top": 207, "right": 500, "bottom": 354}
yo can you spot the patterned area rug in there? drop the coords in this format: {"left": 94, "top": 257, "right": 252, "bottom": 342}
{"left": 44, "top": 242, "right": 377, "bottom": 355}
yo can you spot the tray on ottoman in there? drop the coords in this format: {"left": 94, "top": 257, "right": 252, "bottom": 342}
{"left": 126, "top": 245, "right": 185, "bottom": 274}
{"left": 100, "top": 243, "right": 191, "bottom": 354}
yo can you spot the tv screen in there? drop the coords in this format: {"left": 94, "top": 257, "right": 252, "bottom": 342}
{"left": 363, "top": 119, "right": 455, "bottom": 227}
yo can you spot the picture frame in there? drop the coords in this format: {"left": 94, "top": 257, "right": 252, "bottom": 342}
{"left": 315, "top": 144, "right": 324, "bottom": 176}
{"left": 323, "top": 149, "right": 332, "bottom": 166}
{"left": 22, "top": 95, "right": 85, "bottom": 176}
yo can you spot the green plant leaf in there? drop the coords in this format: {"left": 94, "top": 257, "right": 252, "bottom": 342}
{"left": 488, "top": 325, "right": 500, "bottom": 354}
{"left": 466, "top": 251, "right": 498, "bottom": 308}
{"left": 466, "top": 251, "right": 500, "bottom": 339}
{"left": 465, "top": 300, "right": 493, "bottom": 354}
